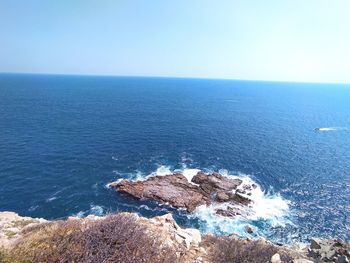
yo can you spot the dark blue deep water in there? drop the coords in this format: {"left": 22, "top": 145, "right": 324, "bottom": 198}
{"left": 0, "top": 74, "right": 349, "bottom": 243}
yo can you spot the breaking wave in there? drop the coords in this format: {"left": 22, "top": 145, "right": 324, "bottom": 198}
{"left": 73, "top": 205, "right": 105, "bottom": 218}
{"left": 190, "top": 169, "right": 291, "bottom": 238}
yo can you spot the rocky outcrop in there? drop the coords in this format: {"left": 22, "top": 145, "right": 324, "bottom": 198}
{"left": 139, "top": 213, "right": 205, "bottom": 262}
{"left": 110, "top": 173, "right": 208, "bottom": 212}
{"left": 307, "top": 238, "right": 350, "bottom": 262}
{"left": 109, "top": 171, "right": 255, "bottom": 216}
{"left": 144, "top": 213, "right": 201, "bottom": 249}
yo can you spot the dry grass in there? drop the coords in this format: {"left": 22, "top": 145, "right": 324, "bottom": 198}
{"left": 3, "top": 213, "right": 297, "bottom": 263}
{"left": 4, "top": 230, "right": 16, "bottom": 238}
{"left": 203, "top": 235, "right": 293, "bottom": 263}
{"left": 11, "top": 219, "right": 37, "bottom": 228}
{"left": 9, "top": 214, "right": 178, "bottom": 263}
{"left": 0, "top": 250, "right": 31, "bottom": 263}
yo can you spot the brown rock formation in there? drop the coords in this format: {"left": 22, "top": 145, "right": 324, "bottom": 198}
{"left": 109, "top": 171, "right": 254, "bottom": 215}
{"left": 111, "top": 173, "right": 208, "bottom": 212}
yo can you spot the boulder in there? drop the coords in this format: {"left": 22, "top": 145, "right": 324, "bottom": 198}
{"left": 271, "top": 253, "right": 282, "bottom": 263}
{"left": 146, "top": 213, "right": 201, "bottom": 250}
{"left": 310, "top": 238, "right": 321, "bottom": 249}
{"left": 245, "top": 225, "right": 255, "bottom": 234}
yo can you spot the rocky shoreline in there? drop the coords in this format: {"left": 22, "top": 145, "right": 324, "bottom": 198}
{"left": 0, "top": 211, "right": 349, "bottom": 263}
{"left": 0, "top": 172, "right": 348, "bottom": 262}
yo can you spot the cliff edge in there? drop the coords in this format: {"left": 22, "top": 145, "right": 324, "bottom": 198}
{"left": 1, "top": 211, "right": 348, "bottom": 263}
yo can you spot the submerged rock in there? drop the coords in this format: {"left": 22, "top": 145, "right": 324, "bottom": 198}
{"left": 245, "top": 225, "right": 255, "bottom": 234}
{"left": 109, "top": 171, "right": 254, "bottom": 216}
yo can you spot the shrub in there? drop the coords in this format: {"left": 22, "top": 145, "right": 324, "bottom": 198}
{"left": 203, "top": 235, "right": 292, "bottom": 263}
{"left": 10, "top": 219, "right": 82, "bottom": 262}
{"left": 74, "top": 214, "right": 177, "bottom": 263}
{"left": 0, "top": 250, "right": 31, "bottom": 263}
{"left": 10, "top": 214, "right": 177, "bottom": 263}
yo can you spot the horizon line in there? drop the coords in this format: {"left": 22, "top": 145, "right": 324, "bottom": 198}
{"left": 1, "top": 71, "right": 350, "bottom": 85}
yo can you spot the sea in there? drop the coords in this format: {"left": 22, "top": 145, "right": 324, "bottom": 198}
{"left": 0, "top": 73, "right": 349, "bottom": 244}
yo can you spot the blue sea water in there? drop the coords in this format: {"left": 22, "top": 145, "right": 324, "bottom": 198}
{"left": 0, "top": 73, "right": 349, "bottom": 243}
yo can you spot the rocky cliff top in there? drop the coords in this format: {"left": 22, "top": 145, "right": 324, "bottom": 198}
{"left": 1, "top": 211, "right": 348, "bottom": 262}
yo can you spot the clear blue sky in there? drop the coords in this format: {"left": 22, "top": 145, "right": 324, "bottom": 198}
{"left": 1, "top": 0, "right": 350, "bottom": 83}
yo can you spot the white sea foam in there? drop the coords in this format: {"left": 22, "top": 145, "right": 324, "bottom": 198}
{"left": 75, "top": 211, "right": 85, "bottom": 218}
{"left": 106, "top": 178, "right": 123, "bottom": 188}
{"left": 192, "top": 204, "right": 251, "bottom": 236}
{"left": 135, "top": 165, "right": 172, "bottom": 180}
{"left": 46, "top": 196, "right": 57, "bottom": 202}
{"left": 192, "top": 170, "right": 291, "bottom": 236}
{"left": 248, "top": 187, "right": 289, "bottom": 224}
{"left": 153, "top": 165, "right": 172, "bottom": 176}
{"left": 179, "top": 168, "right": 201, "bottom": 184}
{"left": 109, "top": 164, "right": 198, "bottom": 184}
{"left": 133, "top": 165, "right": 200, "bottom": 184}
{"left": 73, "top": 205, "right": 105, "bottom": 218}
{"left": 90, "top": 205, "right": 104, "bottom": 216}
{"left": 130, "top": 170, "right": 144, "bottom": 181}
